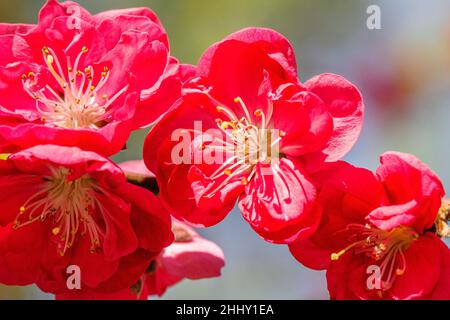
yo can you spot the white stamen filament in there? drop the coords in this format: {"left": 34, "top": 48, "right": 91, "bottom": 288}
{"left": 331, "top": 224, "right": 419, "bottom": 294}
{"left": 197, "top": 94, "right": 283, "bottom": 197}
{"left": 13, "top": 167, "right": 105, "bottom": 256}
{"left": 21, "top": 46, "right": 128, "bottom": 129}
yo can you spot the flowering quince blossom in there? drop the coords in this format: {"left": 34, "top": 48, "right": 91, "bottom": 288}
{"left": 55, "top": 161, "right": 225, "bottom": 300}
{"left": 0, "top": 146, "right": 173, "bottom": 295}
{"left": 144, "top": 27, "right": 364, "bottom": 243}
{"left": 0, "top": 0, "right": 182, "bottom": 156}
{"left": 289, "top": 152, "right": 450, "bottom": 299}
{"left": 56, "top": 219, "right": 225, "bottom": 300}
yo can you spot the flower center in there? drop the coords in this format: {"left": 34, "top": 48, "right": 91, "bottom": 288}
{"left": 13, "top": 167, "right": 104, "bottom": 255}
{"left": 331, "top": 224, "right": 419, "bottom": 292}
{"left": 196, "top": 94, "right": 284, "bottom": 196}
{"left": 21, "top": 46, "right": 128, "bottom": 129}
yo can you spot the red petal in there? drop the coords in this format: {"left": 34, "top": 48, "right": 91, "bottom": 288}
{"left": 160, "top": 222, "right": 225, "bottom": 280}
{"left": 144, "top": 97, "right": 242, "bottom": 227}
{"left": 0, "top": 222, "right": 48, "bottom": 285}
{"left": 0, "top": 94, "right": 137, "bottom": 157}
{"left": 197, "top": 28, "right": 298, "bottom": 112}
{"left": 374, "top": 152, "right": 445, "bottom": 232}
{"left": 134, "top": 59, "right": 184, "bottom": 128}
{"left": 70, "top": 236, "right": 119, "bottom": 288}
{"left": 303, "top": 73, "right": 364, "bottom": 162}
{"left": 238, "top": 158, "right": 318, "bottom": 243}
{"left": 145, "top": 263, "right": 182, "bottom": 297}
{"left": 429, "top": 237, "right": 450, "bottom": 299}
{"left": 116, "top": 183, "right": 173, "bottom": 253}
{"left": 290, "top": 161, "right": 384, "bottom": 270}
{"left": 91, "top": 249, "right": 154, "bottom": 294}
{"left": 389, "top": 234, "right": 442, "bottom": 299}
{"left": 273, "top": 84, "right": 333, "bottom": 156}
{"left": 95, "top": 192, "right": 138, "bottom": 261}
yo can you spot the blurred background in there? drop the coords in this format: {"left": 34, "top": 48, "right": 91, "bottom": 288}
{"left": 1, "top": 0, "right": 449, "bottom": 299}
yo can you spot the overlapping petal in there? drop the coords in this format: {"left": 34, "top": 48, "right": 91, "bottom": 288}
{"left": 0, "top": 145, "right": 172, "bottom": 295}
{"left": 0, "top": 0, "right": 179, "bottom": 156}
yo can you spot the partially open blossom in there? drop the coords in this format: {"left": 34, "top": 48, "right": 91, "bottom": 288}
{"left": 0, "top": 0, "right": 180, "bottom": 156}
{"left": 146, "top": 219, "right": 225, "bottom": 296}
{"left": 0, "top": 145, "right": 173, "bottom": 295}
{"left": 56, "top": 219, "right": 225, "bottom": 300}
{"left": 289, "top": 152, "right": 450, "bottom": 299}
{"left": 144, "top": 27, "right": 364, "bottom": 243}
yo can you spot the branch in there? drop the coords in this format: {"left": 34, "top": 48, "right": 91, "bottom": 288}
{"left": 125, "top": 173, "right": 159, "bottom": 195}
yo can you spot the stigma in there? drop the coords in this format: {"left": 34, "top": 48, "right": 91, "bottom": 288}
{"left": 331, "top": 224, "right": 419, "bottom": 292}
{"left": 21, "top": 46, "right": 128, "bottom": 129}
{"left": 13, "top": 167, "right": 104, "bottom": 256}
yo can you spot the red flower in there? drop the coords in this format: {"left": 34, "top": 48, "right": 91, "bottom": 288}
{"left": 144, "top": 27, "right": 364, "bottom": 243}
{"left": 0, "top": 0, "right": 179, "bottom": 156}
{"left": 289, "top": 152, "right": 450, "bottom": 299}
{"left": 56, "top": 219, "right": 225, "bottom": 300}
{"left": 0, "top": 145, "right": 173, "bottom": 295}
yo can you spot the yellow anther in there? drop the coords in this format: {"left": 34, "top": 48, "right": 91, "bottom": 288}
{"left": 68, "top": 67, "right": 73, "bottom": 72}
{"left": 233, "top": 97, "right": 240, "bottom": 103}
{"left": 41, "top": 116, "right": 46, "bottom": 122}
{"left": 241, "top": 177, "right": 249, "bottom": 185}
{"left": 224, "top": 169, "right": 232, "bottom": 175}
{"left": 0, "top": 153, "right": 10, "bottom": 161}
{"left": 279, "top": 130, "right": 286, "bottom": 137}
{"left": 254, "top": 109, "right": 263, "bottom": 117}
{"left": 331, "top": 249, "right": 346, "bottom": 261}
{"left": 46, "top": 55, "right": 54, "bottom": 64}
{"left": 216, "top": 106, "right": 223, "bottom": 113}
{"left": 19, "top": 206, "right": 26, "bottom": 214}
{"left": 52, "top": 227, "right": 61, "bottom": 235}
{"left": 90, "top": 85, "right": 95, "bottom": 91}
{"left": 396, "top": 268, "right": 405, "bottom": 276}
{"left": 81, "top": 46, "right": 88, "bottom": 53}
